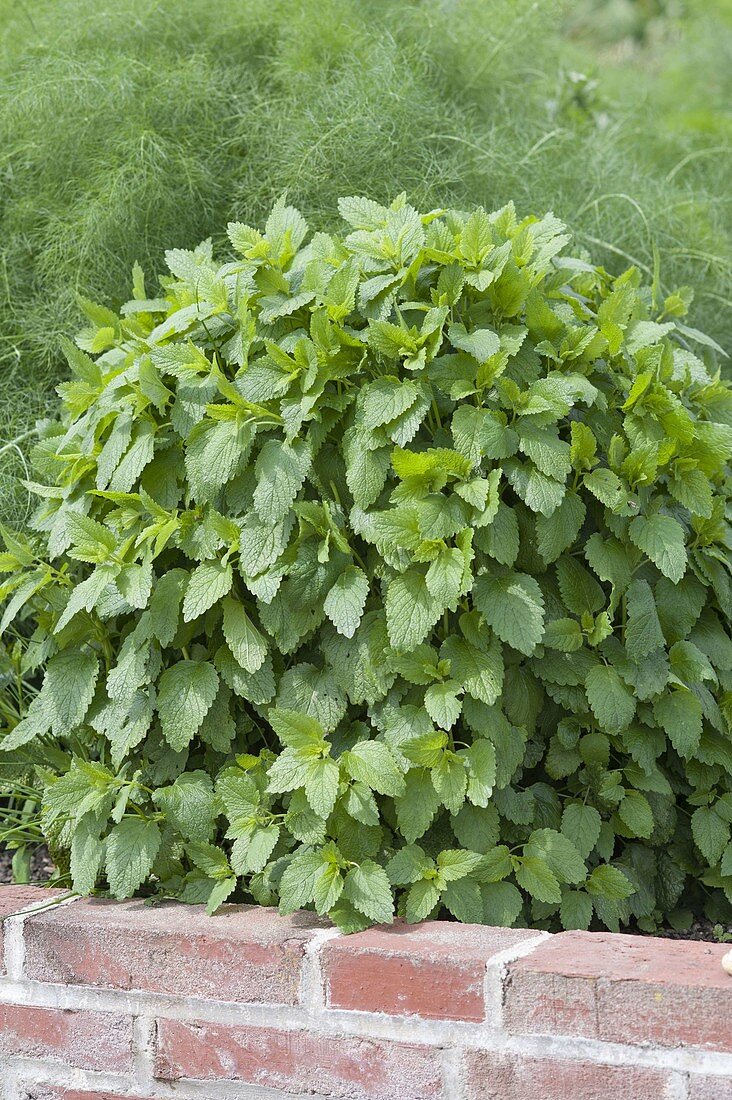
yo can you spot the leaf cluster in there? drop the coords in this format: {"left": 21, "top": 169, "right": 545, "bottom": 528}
{"left": 1, "top": 0, "right": 731, "bottom": 530}
{"left": 1, "top": 194, "right": 731, "bottom": 933}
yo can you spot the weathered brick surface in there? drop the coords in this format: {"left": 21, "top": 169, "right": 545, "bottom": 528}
{"left": 687, "top": 1076, "right": 732, "bottom": 1100}
{"left": 1, "top": 893, "right": 731, "bottom": 1098}
{"left": 0, "top": 885, "right": 64, "bottom": 973}
{"left": 0, "top": 1004, "right": 133, "bottom": 1071}
{"left": 323, "top": 921, "right": 539, "bottom": 1021}
{"left": 24, "top": 896, "right": 325, "bottom": 1004}
{"left": 155, "top": 1018, "right": 443, "bottom": 1099}
{"left": 505, "top": 931, "right": 732, "bottom": 1052}
{"left": 22, "top": 1091, "right": 150, "bottom": 1100}
{"left": 464, "top": 1051, "right": 671, "bottom": 1100}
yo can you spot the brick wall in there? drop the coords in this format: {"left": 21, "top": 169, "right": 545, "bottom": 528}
{"left": 0, "top": 886, "right": 730, "bottom": 1100}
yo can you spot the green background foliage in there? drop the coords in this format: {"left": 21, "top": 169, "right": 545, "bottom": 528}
{"left": 0, "top": 0, "right": 730, "bottom": 521}
{"left": 1, "top": 195, "right": 731, "bottom": 933}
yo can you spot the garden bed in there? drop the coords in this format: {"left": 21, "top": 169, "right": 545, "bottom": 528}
{"left": 0, "top": 848, "right": 53, "bottom": 888}
{"left": 0, "top": 885, "right": 730, "bottom": 1100}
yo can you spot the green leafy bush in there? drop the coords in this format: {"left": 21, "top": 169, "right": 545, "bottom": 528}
{"left": 2, "top": 0, "right": 731, "bottom": 527}
{"left": 1, "top": 195, "right": 731, "bottom": 933}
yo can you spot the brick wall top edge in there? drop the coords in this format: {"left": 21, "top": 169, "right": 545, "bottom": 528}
{"left": 509, "top": 929, "right": 730, "bottom": 990}
{"left": 0, "top": 885, "right": 66, "bottom": 920}
{"left": 0, "top": 885, "right": 68, "bottom": 977}
{"left": 4, "top": 886, "right": 731, "bottom": 998}
{"left": 21, "top": 896, "right": 328, "bottom": 1004}
{"left": 25, "top": 895, "right": 327, "bottom": 940}
{"left": 324, "top": 919, "right": 539, "bottom": 959}
{"left": 322, "top": 922, "right": 540, "bottom": 1021}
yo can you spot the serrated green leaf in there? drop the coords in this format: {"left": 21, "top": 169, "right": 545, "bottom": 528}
{"left": 617, "top": 790, "right": 654, "bottom": 839}
{"left": 206, "top": 876, "right": 237, "bottom": 914}
{"left": 584, "top": 467, "right": 626, "bottom": 510}
{"left": 344, "top": 740, "right": 405, "bottom": 796}
{"left": 691, "top": 806, "right": 730, "bottom": 865}
{"left": 625, "top": 579, "right": 665, "bottom": 659}
{"left": 149, "top": 569, "right": 187, "bottom": 648}
{"left": 157, "top": 660, "right": 219, "bottom": 750}
{"left": 556, "top": 555, "right": 604, "bottom": 616}
{"left": 222, "top": 597, "right": 267, "bottom": 673}
{"left": 187, "top": 840, "right": 232, "bottom": 879}
{"left": 268, "top": 707, "right": 326, "bottom": 750}
{"left": 232, "top": 825, "right": 280, "bottom": 875}
{"left": 586, "top": 864, "right": 634, "bottom": 900}
{"left": 154, "top": 771, "right": 214, "bottom": 842}
{"left": 278, "top": 850, "right": 323, "bottom": 914}
{"left": 462, "top": 739, "right": 496, "bottom": 807}
{"left": 654, "top": 689, "right": 703, "bottom": 757}
{"left": 481, "top": 881, "right": 524, "bottom": 925}
{"left": 304, "top": 756, "right": 340, "bottom": 818}
{"left": 525, "top": 828, "right": 586, "bottom": 884}
{"left": 361, "top": 377, "right": 419, "bottom": 429}
{"left": 543, "top": 617, "right": 583, "bottom": 652}
{"left": 561, "top": 804, "right": 602, "bottom": 860}
{"left": 629, "top": 514, "right": 687, "bottom": 583}
{"left": 254, "top": 439, "right": 309, "bottom": 524}
{"left": 39, "top": 650, "right": 99, "bottom": 738}
{"left": 477, "top": 503, "right": 519, "bottom": 566}
{"left": 451, "top": 406, "right": 515, "bottom": 465}
{"left": 443, "top": 878, "right": 483, "bottom": 923}
{"left": 70, "top": 814, "right": 105, "bottom": 895}
{"left": 437, "top": 848, "right": 483, "bottom": 881}
{"left": 451, "top": 804, "right": 500, "bottom": 854}
{"left": 515, "top": 856, "right": 562, "bottom": 903}
{"left": 424, "top": 681, "right": 463, "bottom": 730}
{"left": 431, "top": 752, "right": 467, "bottom": 814}
{"left": 106, "top": 818, "right": 161, "bottom": 899}
{"left": 386, "top": 570, "right": 440, "bottom": 651}
{"left": 387, "top": 844, "right": 434, "bottom": 886}
{"left": 536, "top": 492, "right": 585, "bottom": 564}
{"left": 343, "top": 861, "right": 394, "bottom": 923}
{"left": 405, "top": 878, "right": 441, "bottom": 922}
{"left": 394, "top": 771, "right": 440, "bottom": 843}
{"left": 323, "top": 566, "right": 369, "bottom": 639}
{"left": 560, "top": 889, "right": 593, "bottom": 930}
{"left": 518, "top": 425, "right": 571, "bottom": 480}
{"left": 473, "top": 571, "right": 545, "bottom": 656}
{"left": 441, "top": 634, "right": 504, "bottom": 706}
{"left": 448, "top": 322, "right": 500, "bottom": 363}
{"left": 185, "top": 417, "right": 253, "bottom": 503}
{"left": 585, "top": 665, "right": 636, "bottom": 733}
{"left": 425, "top": 547, "right": 464, "bottom": 610}
{"left": 183, "top": 560, "right": 232, "bottom": 622}
{"left": 506, "top": 461, "right": 565, "bottom": 517}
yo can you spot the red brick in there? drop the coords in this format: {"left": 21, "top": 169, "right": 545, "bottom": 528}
{"left": 0, "top": 885, "right": 66, "bottom": 973}
{"left": 24, "top": 897, "right": 325, "bottom": 1004}
{"left": 0, "top": 1004, "right": 133, "bottom": 1071}
{"left": 465, "top": 1051, "right": 670, "bottom": 1100}
{"left": 688, "top": 1077, "right": 732, "bottom": 1100}
{"left": 323, "top": 920, "right": 539, "bottom": 1022}
{"left": 155, "top": 1018, "right": 442, "bottom": 1099}
{"left": 505, "top": 931, "right": 732, "bottom": 1052}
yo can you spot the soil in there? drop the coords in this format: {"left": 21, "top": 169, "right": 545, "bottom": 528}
{"left": 646, "top": 918, "right": 732, "bottom": 945}
{"left": 0, "top": 844, "right": 54, "bottom": 886}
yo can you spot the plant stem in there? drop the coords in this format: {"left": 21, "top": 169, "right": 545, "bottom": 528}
{"left": 0, "top": 427, "right": 39, "bottom": 459}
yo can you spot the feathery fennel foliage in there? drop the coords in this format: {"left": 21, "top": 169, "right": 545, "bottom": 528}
{"left": 1, "top": 196, "right": 731, "bottom": 933}
{"left": 0, "top": 0, "right": 730, "bottom": 525}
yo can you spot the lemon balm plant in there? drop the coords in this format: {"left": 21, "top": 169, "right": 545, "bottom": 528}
{"left": 1, "top": 195, "right": 731, "bottom": 933}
